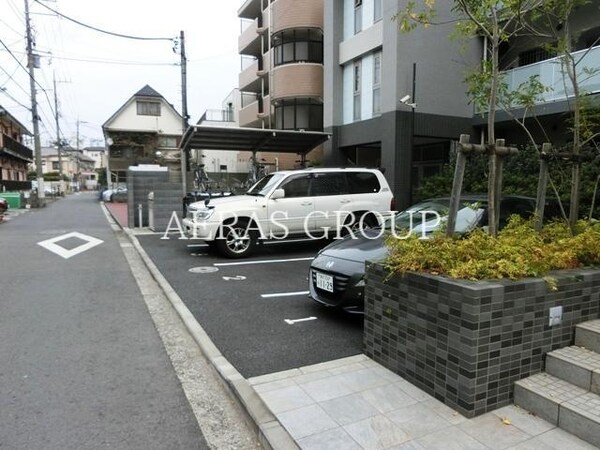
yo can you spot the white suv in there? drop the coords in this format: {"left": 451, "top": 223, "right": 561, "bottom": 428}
{"left": 182, "top": 168, "right": 394, "bottom": 258}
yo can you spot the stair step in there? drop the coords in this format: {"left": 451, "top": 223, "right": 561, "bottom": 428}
{"left": 546, "top": 346, "right": 600, "bottom": 393}
{"left": 515, "top": 373, "right": 600, "bottom": 448}
{"left": 561, "top": 391, "right": 600, "bottom": 448}
{"left": 514, "top": 373, "right": 587, "bottom": 425}
{"left": 576, "top": 319, "right": 600, "bottom": 353}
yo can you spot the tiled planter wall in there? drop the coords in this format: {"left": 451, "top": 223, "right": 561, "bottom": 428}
{"left": 364, "top": 264, "right": 600, "bottom": 417}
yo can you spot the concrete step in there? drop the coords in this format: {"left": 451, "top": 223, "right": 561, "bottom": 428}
{"left": 546, "top": 345, "right": 600, "bottom": 393}
{"left": 514, "top": 373, "right": 600, "bottom": 447}
{"left": 576, "top": 319, "right": 600, "bottom": 354}
{"left": 514, "top": 372, "right": 588, "bottom": 425}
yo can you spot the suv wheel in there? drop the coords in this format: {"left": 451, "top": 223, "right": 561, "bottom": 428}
{"left": 215, "top": 220, "right": 258, "bottom": 258}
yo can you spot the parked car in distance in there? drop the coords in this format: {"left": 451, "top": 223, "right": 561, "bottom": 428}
{"left": 308, "top": 195, "right": 553, "bottom": 314}
{"left": 182, "top": 168, "right": 395, "bottom": 258}
{"left": 0, "top": 197, "right": 8, "bottom": 215}
{"left": 102, "top": 186, "right": 127, "bottom": 202}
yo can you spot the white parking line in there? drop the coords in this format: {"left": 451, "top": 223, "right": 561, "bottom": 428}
{"left": 214, "top": 257, "right": 313, "bottom": 267}
{"left": 261, "top": 291, "right": 310, "bottom": 298}
{"left": 285, "top": 317, "right": 317, "bottom": 325}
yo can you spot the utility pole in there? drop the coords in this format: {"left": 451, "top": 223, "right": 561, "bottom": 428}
{"left": 53, "top": 72, "right": 63, "bottom": 180}
{"left": 24, "top": 0, "right": 44, "bottom": 205}
{"left": 179, "top": 30, "right": 189, "bottom": 195}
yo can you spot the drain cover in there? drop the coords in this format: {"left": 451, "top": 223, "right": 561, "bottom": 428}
{"left": 188, "top": 266, "right": 219, "bottom": 274}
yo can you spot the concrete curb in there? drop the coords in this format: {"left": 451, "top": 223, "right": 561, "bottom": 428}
{"left": 101, "top": 204, "right": 298, "bottom": 450}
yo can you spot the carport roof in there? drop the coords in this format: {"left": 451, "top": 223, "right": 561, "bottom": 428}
{"left": 180, "top": 125, "right": 331, "bottom": 155}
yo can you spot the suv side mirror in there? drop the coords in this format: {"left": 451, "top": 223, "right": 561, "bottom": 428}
{"left": 271, "top": 188, "right": 285, "bottom": 200}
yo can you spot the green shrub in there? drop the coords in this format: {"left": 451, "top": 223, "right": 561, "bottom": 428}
{"left": 384, "top": 218, "right": 600, "bottom": 281}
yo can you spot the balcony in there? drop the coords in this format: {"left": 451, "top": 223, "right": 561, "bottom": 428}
{"left": 271, "top": 64, "right": 323, "bottom": 101}
{"left": 198, "top": 109, "right": 236, "bottom": 125}
{"left": 238, "top": 0, "right": 261, "bottom": 20}
{"left": 0, "top": 133, "right": 34, "bottom": 162}
{"left": 239, "top": 99, "right": 261, "bottom": 128}
{"left": 272, "top": 0, "right": 323, "bottom": 34}
{"left": 239, "top": 59, "right": 261, "bottom": 92}
{"left": 239, "top": 18, "right": 261, "bottom": 57}
{"left": 502, "top": 45, "right": 600, "bottom": 106}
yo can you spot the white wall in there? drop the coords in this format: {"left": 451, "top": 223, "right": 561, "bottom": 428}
{"left": 342, "top": 63, "right": 354, "bottom": 124}
{"left": 106, "top": 99, "right": 183, "bottom": 135}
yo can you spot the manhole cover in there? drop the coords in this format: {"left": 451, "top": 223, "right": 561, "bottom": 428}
{"left": 189, "top": 266, "right": 219, "bottom": 274}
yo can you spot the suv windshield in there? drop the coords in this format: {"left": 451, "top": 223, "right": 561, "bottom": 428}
{"left": 246, "top": 173, "right": 286, "bottom": 196}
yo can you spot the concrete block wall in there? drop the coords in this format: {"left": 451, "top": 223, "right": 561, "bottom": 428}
{"left": 127, "top": 169, "right": 169, "bottom": 227}
{"left": 151, "top": 182, "right": 184, "bottom": 232}
{"left": 364, "top": 264, "right": 600, "bottom": 418}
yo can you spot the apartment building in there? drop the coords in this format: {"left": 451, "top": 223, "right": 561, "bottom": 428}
{"left": 0, "top": 105, "right": 33, "bottom": 191}
{"left": 324, "top": 0, "right": 481, "bottom": 210}
{"left": 238, "top": 0, "right": 325, "bottom": 169}
{"left": 324, "top": 1, "right": 600, "bottom": 210}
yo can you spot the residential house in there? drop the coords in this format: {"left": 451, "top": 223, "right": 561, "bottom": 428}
{"left": 0, "top": 105, "right": 33, "bottom": 191}
{"left": 34, "top": 146, "right": 96, "bottom": 189}
{"left": 102, "top": 85, "right": 183, "bottom": 185}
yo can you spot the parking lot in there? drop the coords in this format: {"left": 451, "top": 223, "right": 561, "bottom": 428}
{"left": 137, "top": 235, "right": 363, "bottom": 378}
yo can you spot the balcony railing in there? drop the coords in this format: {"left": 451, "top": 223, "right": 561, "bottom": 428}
{"left": 198, "top": 109, "right": 236, "bottom": 123}
{"left": 502, "top": 45, "right": 600, "bottom": 105}
{"left": 0, "top": 133, "right": 34, "bottom": 161}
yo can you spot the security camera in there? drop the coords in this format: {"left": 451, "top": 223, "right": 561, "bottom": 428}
{"left": 400, "top": 94, "right": 411, "bottom": 104}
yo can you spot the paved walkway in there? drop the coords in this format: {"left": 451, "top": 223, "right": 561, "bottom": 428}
{"left": 249, "top": 355, "right": 596, "bottom": 450}
{"left": 104, "top": 201, "right": 128, "bottom": 227}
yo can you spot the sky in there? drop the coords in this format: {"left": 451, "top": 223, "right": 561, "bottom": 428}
{"left": 0, "top": 0, "right": 242, "bottom": 148}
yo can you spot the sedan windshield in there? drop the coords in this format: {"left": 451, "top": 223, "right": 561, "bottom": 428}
{"left": 390, "top": 199, "right": 484, "bottom": 235}
{"left": 246, "top": 173, "right": 286, "bottom": 196}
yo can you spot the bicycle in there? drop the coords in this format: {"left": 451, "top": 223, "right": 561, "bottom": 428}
{"left": 246, "top": 156, "right": 268, "bottom": 188}
{"left": 192, "top": 163, "right": 212, "bottom": 192}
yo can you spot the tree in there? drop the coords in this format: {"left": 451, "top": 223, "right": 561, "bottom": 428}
{"left": 395, "top": 0, "right": 598, "bottom": 234}
{"left": 531, "top": 0, "right": 600, "bottom": 230}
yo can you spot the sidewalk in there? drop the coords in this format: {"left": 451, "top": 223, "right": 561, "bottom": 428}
{"left": 108, "top": 205, "right": 597, "bottom": 450}
{"left": 104, "top": 201, "right": 128, "bottom": 227}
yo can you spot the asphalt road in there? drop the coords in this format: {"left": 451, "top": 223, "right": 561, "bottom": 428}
{"left": 0, "top": 193, "right": 208, "bottom": 449}
{"left": 137, "top": 234, "right": 364, "bottom": 378}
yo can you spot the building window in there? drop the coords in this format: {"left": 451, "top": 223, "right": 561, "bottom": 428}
{"left": 518, "top": 47, "right": 556, "bottom": 67}
{"left": 353, "top": 60, "right": 362, "bottom": 121}
{"left": 136, "top": 101, "right": 161, "bottom": 116}
{"left": 374, "top": 0, "right": 382, "bottom": 22}
{"left": 52, "top": 161, "right": 60, "bottom": 170}
{"left": 373, "top": 52, "right": 382, "bottom": 115}
{"left": 158, "top": 136, "right": 177, "bottom": 148}
{"left": 272, "top": 29, "right": 323, "bottom": 67}
{"left": 274, "top": 99, "right": 323, "bottom": 131}
{"left": 354, "top": 0, "right": 362, "bottom": 34}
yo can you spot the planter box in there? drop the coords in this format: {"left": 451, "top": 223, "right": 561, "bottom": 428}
{"left": 364, "top": 264, "right": 600, "bottom": 417}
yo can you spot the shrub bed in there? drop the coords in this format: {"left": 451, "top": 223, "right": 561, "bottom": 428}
{"left": 384, "top": 218, "right": 600, "bottom": 281}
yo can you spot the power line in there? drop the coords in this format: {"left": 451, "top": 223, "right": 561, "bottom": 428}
{"left": 32, "top": 0, "right": 175, "bottom": 42}
{"left": 0, "top": 87, "right": 31, "bottom": 111}
{"left": 0, "top": 36, "right": 56, "bottom": 118}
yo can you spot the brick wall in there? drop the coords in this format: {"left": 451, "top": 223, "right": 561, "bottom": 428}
{"left": 364, "top": 264, "right": 600, "bottom": 417}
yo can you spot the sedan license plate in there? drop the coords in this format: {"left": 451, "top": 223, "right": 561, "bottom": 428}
{"left": 316, "top": 272, "right": 334, "bottom": 293}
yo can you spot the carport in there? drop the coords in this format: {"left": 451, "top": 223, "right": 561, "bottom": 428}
{"left": 178, "top": 125, "right": 331, "bottom": 193}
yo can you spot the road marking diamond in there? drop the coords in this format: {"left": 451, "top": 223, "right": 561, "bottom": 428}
{"left": 37, "top": 232, "right": 104, "bottom": 259}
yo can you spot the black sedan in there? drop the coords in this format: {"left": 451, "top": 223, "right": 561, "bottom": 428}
{"left": 308, "top": 195, "right": 543, "bottom": 314}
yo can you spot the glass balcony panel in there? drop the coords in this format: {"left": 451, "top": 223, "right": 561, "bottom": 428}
{"left": 501, "top": 45, "right": 600, "bottom": 107}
